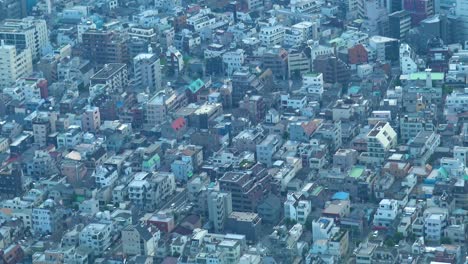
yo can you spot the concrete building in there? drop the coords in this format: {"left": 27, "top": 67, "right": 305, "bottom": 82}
{"left": 457, "top": 0, "right": 468, "bottom": 44}
{"left": 0, "top": 17, "right": 48, "bottom": 60}
{"left": 369, "top": 35, "right": 399, "bottom": 62}
{"left": 373, "top": 199, "right": 399, "bottom": 227}
{"left": 133, "top": 53, "right": 161, "bottom": 93}
{"left": 81, "top": 29, "right": 129, "bottom": 66}
{"left": 121, "top": 225, "right": 159, "bottom": 256}
{"left": 399, "top": 43, "right": 421, "bottom": 74}
{"left": 90, "top": 63, "right": 128, "bottom": 93}
{"left": 284, "top": 193, "right": 312, "bottom": 224}
{"left": 146, "top": 90, "right": 186, "bottom": 127}
{"left": 361, "top": 122, "right": 397, "bottom": 165}
{"left": 226, "top": 212, "right": 261, "bottom": 242}
{"left": 81, "top": 106, "right": 101, "bottom": 133}
{"left": 389, "top": 10, "right": 412, "bottom": 39}
{"left": 79, "top": 223, "right": 112, "bottom": 254}
{"left": 32, "top": 199, "right": 61, "bottom": 235}
{"left": 219, "top": 164, "right": 271, "bottom": 212}
{"left": 0, "top": 43, "right": 32, "bottom": 88}
{"left": 207, "top": 191, "right": 232, "bottom": 233}
{"left": 128, "top": 172, "right": 176, "bottom": 212}
{"left": 256, "top": 134, "right": 283, "bottom": 167}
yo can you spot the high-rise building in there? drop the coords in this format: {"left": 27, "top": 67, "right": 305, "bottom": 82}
{"left": 457, "top": 0, "right": 468, "bottom": 44}
{"left": 133, "top": 53, "right": 162, "bottom": 93}
{"left": 0, "top": 43, "right": 33, "bottom": 89}
{"left": 207, "top": 191, "right": 232, "bottom": 233}
{"left": 81, "top": 29, "right": 129, "bottom": 66}
{"left": 219, "top": 163, "right": 271, "bottom": 212}
{"left": 403, "top": 0, "right": 434, "bottom": 25}
{"left": 0, "top": 17, "right": 48, "bottom": 61}
{"left": 389, "top": 10, "right": 412, "bottom": 39}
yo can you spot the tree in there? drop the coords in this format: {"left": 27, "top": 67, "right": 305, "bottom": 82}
{"left": 441, "top": 237, "right": 452, "bottom": 244}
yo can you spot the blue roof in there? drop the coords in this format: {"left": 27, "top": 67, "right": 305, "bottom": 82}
{"left": 332, "top": 192, "right": 350, "bottom": 200}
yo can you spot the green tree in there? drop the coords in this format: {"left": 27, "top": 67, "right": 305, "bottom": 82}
{"left": 440, "top": 237, "right": 452, "bottom": 244}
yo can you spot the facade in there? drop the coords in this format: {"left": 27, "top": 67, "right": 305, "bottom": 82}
{"left": 81, "top": 106, "right": 101, "bottom": 133}
{"left": 219, "top": 164, "right": 271, "bottom": 212}
{"left": 90, "top": 63, "right": 128, "bottom": 93}
{"left": 0, "top": 17, "right": 48, "bottom": 60}
{"left": 256, "top": 134, "right": 283, "bottom": 167}
{"left": 121, "top": 225, "right": 158, "bottom": 256}
{"left": 81, "top": 29, "right": 129, "bottom": 66}
{"left": 457, "top": 0, "right": 468, "bottom": 43}
{"left": 79, "top": 223, "right": 112, "bottom": 254}
{"left": 0, "top": 44, "right": 32, "bottom": 88}
{"left": 207, "top": 191, "right": 232, "bottom": 233}
{"left": 389, "top": 10, "right": 412, "bottom": 39}
{"left": 133, "top": 53, "right": 162, "bottom": 93}
{"left": 32, "top": 200, "right": 61, "bottom": 235}
{"left": 373, "top": 199, "right": 399, "bottom": 227}
{"left": 361, "top": 122, "right": 397, "bottom": 165}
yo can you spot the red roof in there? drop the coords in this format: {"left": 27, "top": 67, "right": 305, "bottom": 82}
{"left": 171, "top": 117, "right": 186, "bottom": 131}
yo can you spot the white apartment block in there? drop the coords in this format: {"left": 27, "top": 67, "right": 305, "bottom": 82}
{"left": 400, "top": 43, "right": 419, "bottom": 74}
{"left": 0, "top": 44, "right": 33, "bottom": 89}
{"left": 373, "top": 199, "right": 399, "bottom": 227}
{"left": 79, "top": 223, "right": 112, "bottom": 254}
{"left": 0, "top": 17, "right": 48, "bottom": 60}
{"left": 259, "top": 25, "right": 285, "bottom": 47}
{"left": 133, "top": 53, "right": 162, "bottom": 93}
{"left": 222, "top": 49, "right": 245, "bottom": 76}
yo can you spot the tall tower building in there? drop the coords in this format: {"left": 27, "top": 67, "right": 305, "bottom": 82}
{"left": 0, "top": 42, "right": 33, "bottom": 89}
{"left": 0, "top": 17, "right": 48, "bottom": 61}
{"left": 133, "top": 53, "right": 162, "bottom": 93}
{"left": 457, "top": 0, "right": 468, "bottom": 44}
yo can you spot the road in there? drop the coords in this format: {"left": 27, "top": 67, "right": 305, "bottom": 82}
{"left": 160, "top": 187, "right": 187, "bottom": 211}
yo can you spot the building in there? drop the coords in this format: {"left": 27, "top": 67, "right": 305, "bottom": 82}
{"left": 0, "top": 43, "right": 32, "bottom": 89}
{"left": 373, "top": 199, "right": 399, "bottom": 228}
{"left": 81, "top": 29, "right": 129, "bottom": 66}
{"left": 262, "top": 47, "right": 288, "bottom": 80}
{"left": 360, "top": 122, "right": 397, "bottom": 165}
{"left": 259, "top": 24, "right": 285, "bottom": 47}
{"left": 0, "top": 163, "right": 23, "bottom": 199}
{"left": 231, "top": 68, "right": 264, "bottom": 106}
{"left": 423, "top": 208, "right": 448, "bottom": 241}
{"left": 121, "top": 225, "right": 159, "bottom": 256}
{"left": 0, "top": 17, "right": 48, "bottom": 60}
{"left": 222, "top": 49, "right": 245, "bottom": 76}
{"left": 312, "top": 217, "right": 335, "bottom": 242}
{"left": 239, "top": 95, "right": 266, "bottom": 124}
{"left": 81, "top": 106, "right": 101, "bottom": 133}
{"left": 133, "top": 53, "right": 162, "bottom": 93}
{"left": 79, "top": 223, "right": 112, "bottom": 254}
{"left": 284, "top": 193, "right": 312, "bottom": 224}
{"left": 219, "top": 164, "right": 271, "bottom": 212}
{"left": 369, "top": 36, "right": 399, "bottom": 62}
{"left": 32, "top": 199, "right": 61, "bottom": 235}
{"left": 207, "top": 191, "right": 232, "bottom": 233}
{"left": 408, "top": 131, "right": 440, "bottom": 166}
{"left": 313, "top": 55, "right": 351, "bottom": 85}
{"left": 225, "top": 212, "right": 261, "bottom": 242}
{"left": 389, "top": 10, "right": 412, "bottom": 39}
{"left": 288, "top": 49, "right": 311, "bottom": 79}
{"left": 128, "top": 172, "right": 176, "bottom": 212}
{"left": 399, "top": 43, "right": 421, "bottom": 74}
{"left": 146, "top": 90, "right": 186, "bottom": 127}
{"left": 457, "top": 0, "right": 468, "bottom": 43}
{"left": 90, "top": 63, "right": 128, "bottom": 93}
{"left": 403, "top": 0, "right": 434, "bottom": 25}
{"left": 256, "top": 134, "right": 283, "bottom": 167}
